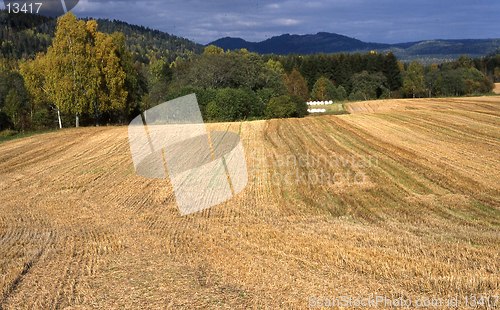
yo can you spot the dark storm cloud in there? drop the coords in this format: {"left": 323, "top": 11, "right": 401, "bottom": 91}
{"left": 11, "top": 0, "right": 499, "bottom": 44}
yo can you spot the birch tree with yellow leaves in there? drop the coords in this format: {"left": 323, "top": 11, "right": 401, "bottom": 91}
{"left": 20, "top": 13, "right": 128, "bottom": 128}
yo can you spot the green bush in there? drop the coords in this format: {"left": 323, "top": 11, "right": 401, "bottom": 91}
{"left": 291, "top": 95, "right": 309, "bottom": 118}
{"left": 213, "top": 88, "right": 242, "bottom": 121}
{"left": 32, "top": 107, "right": 56, "bottom": 130}
{"left": 350, "top": 71, "right": 388, "bottom": 100}
{"left": 349, "top": 90, "right": 367, "bottom": 101}
{"left": 265, "top": 95, "right": 297, "bottom": 119}
{"left": 245, "top": 89, "right": 265, "bottom": 118}
{"left": 206, "top": 88, "right": 263, "bottom": 121}
{"left": 205, "top": 101, "right": 220, "bottom": 121}
{"left": 334, "top": 85, "right": 347, "bottom": 101}
{"left": 256, "top": 88, "right": 276, "bottom": 106}
{"left": 0, "top": 128, "right": 17, "bottom": 137}
{"left": 378, "top": 88, "right": 392, "bottom": 99}
{"left": 0, "top": 111, "right": 13, "bottom": 130}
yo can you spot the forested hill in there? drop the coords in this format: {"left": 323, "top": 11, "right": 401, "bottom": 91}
{"left": 210, "top": 32, "right": 500, "bottom": 62}
{"left": 0, "top": 10, "right": 202, "bottom": 62}
{"left": 92, "top": 19, "right": 203, "bottom": 62}
{"left": 0, "top": 11, "right": 55, "bottom": 58}
{"left": 212, "top": 33, "right": 390, "bottom": 55}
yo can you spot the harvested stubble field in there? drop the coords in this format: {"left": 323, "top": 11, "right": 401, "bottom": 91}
{"left": 0, "top": 97, "right": 499, "bottom": 309}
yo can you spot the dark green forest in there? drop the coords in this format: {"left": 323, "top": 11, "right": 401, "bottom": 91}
{"left": 0, "top": 12, "right": 498, "bottom": 134}
{"left": 0, "top": 10, "right": 201, "bottom": 61}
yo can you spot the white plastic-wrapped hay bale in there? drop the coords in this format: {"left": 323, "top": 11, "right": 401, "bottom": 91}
{"left": 307, "top": 108, "right": 327, "bottom": 113}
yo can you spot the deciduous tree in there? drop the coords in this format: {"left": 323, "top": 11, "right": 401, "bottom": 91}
{"left": 311, "top": 77, "right": 336, "bottom": 101}
{"left": 403, "top": 62, "right": 425, "bottom": 98}
{"left": 94, "top": 31, "right": 127, "bottom": 116}
{"left": 203, "top": 45, "right": 224, "bottom": 55}
{"left": 44, "top": 14, "right": 98, "bottom": 126}
{"left": 350, "top": 71, "right": 387, "bottom": 100}
{"left": 284, "top": 69, "right": 309, "bottom": 102}
{"left": 383, "top": 52, "right": 403, "bottom": 93}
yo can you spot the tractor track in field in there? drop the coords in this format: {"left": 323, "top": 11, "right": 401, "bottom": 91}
{"left": 0, "top": 248, "right": 44, "bottom": 308}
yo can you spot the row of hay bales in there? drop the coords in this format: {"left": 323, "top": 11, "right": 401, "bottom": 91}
{"left": 307, "top": 100, "right": 333, "bottom": 106}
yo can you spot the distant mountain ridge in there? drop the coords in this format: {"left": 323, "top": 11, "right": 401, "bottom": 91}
{"left": 212, "top": 32, "right": 389, "bottom": 55}
{"left": 210, "top": 32, "right": 500, "bottom": 61}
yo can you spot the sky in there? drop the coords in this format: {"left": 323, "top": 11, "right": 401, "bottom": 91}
{"left": 3, "top": 0, "right": 500, "bottom": 44}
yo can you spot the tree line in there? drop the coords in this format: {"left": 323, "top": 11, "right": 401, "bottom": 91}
{"left": 271, "top": 52, "right": 495, "bottom": 100}
{"left": 0, "top": 13, "right": 498, "bottom": 133}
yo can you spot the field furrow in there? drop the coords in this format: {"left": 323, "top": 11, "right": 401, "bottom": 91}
{"left": 0, "top": 97, "right": 499, "bottom": 308}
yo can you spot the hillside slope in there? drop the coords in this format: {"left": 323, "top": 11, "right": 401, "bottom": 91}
{"left": 0, "top": 97, "right": 499, "bottom": 308}
{"left": 0, "top": 10, "right": 202, "bottom": 60}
